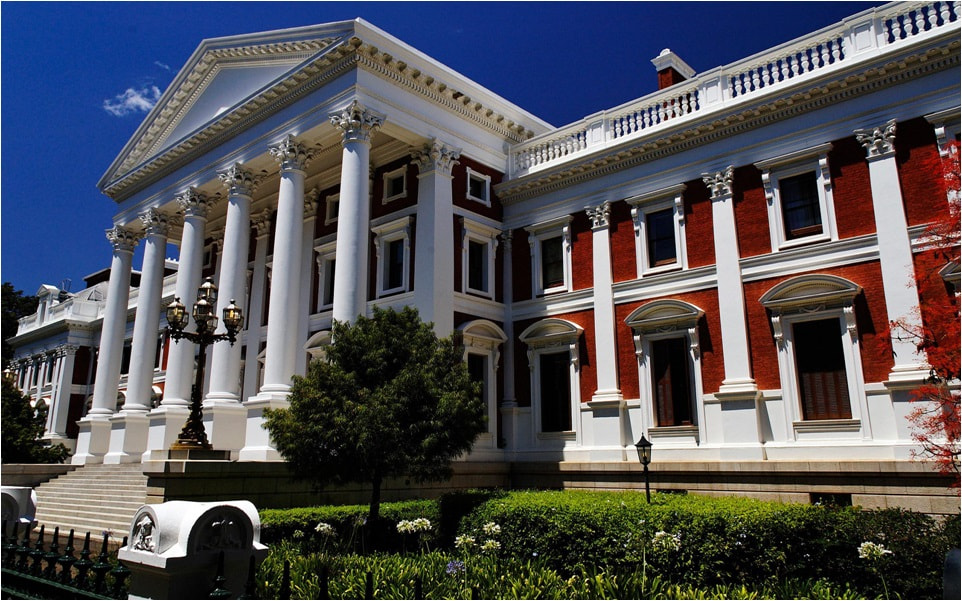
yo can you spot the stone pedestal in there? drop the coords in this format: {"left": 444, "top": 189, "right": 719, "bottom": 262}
{"left": 72, "top": 417, "right": 111, "bottom": 465}
{"left": 104, "top": 412, "right": 150, "bottom": 464}
{"left": 1, "top": 486, "right": 37, "bottom": 526}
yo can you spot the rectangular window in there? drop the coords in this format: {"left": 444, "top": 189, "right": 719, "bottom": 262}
{"left": 651, "top": 337, "right": 693, "bottom": 426}
{"left": 780, "top": 171, "right": 822, "bottom": 240}
{"left": 541, "top": 236, "right": 564, "bottom": 290}
{"left": 385, "top": 239, "right": 405, "bottom": 291}
{"left": 120, "top": 340, "right": 133, "bottom": 376}
{"left": 325, "top": 194, "right": 340, "bottom": 225}
{"left": 539, "top": 351, "right": 571, "bottom": 432}
{"left": 467, "top": 353, "right": 487, "bottom": 401}
{"left": 383, "top": 167, "right": 407, "bottom": 203}
{"left": 466, "top": 168, "right": 491, "bottom": 205}
{"left": 468, "top": 240, "right": 488, "bottom": 292}
{"left": 323, "top": 258, "right": 336, "bottom": 307}
{"left": 793, "top": 318, "right": 851, "bottom": 420}
{"left": 646, "top": 208, "right": 677, "bottom": 267}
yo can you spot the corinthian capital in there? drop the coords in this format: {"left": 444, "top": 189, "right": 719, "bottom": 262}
{"left": 855, "top": 119, "right": 897, "bottom": 159}
{"left": 585, "top": 202, "right": 611, "bottom": 230}
{"left": 411, "top": 140, "right": 461, "bottom": 176}
{"left": 176, "top": 188, "right": 215, "bottom": 219}
{"left": 139, "top": 208, "right": 172, "bottom": 237}
{"left": 702, "top": 166, "right": 734, "bottom": 200}
{"left": 106, "top": 225, "right": 140, "bottom": 252}
{"left": 218, "top": 163, "right": 261, "bottom": 198}
{"left": 329, "top": 100, "right": 383, "bottom": 145}
{"left": 269, "top": 134, "right": 316, "bottom": 173}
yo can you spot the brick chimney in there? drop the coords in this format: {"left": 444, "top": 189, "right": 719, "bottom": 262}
{"left": 652, "top": 48, "right": 696, "bottom": 90}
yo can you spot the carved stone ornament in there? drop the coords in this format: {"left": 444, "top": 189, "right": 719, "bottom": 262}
{"left": 132, "top": 514, "right": 156, "bottom": 553}
{"left": 252, "top": 209, "right": 273, "bottom": 238}
{"left": 105, "top": 225, "right": 140, "bottom": 253}
{"left": 217, "top": 163, "right": 261, "bottom": 198}
{"left": 269, "top": 134, "right": 316, "bottom": 173}
{"left": 329, "top": 100, "right": 383, "bottom": 144}
{"left": 411, "top": 140, "right": 461, "bottom": 176}
{"left": 855, "top": 119, "right": 897, "bottom": 159}
{"left": 585, "top": 201, "right": 611, "bottom": 230}
{"left": 139, "top": 208, "right": 172, "bottom": 237}
{"left": 176, "top": 188, "right": 215, "bottom": 219}
{"left": 197, "top": 513, "right": 244, "bottom": 551}
{"left": 304, "top": 187, "right": 320, "bottom": 218}
{"left": 500, "top": 228, "right": 513, "bottom": 252}
{"left": 701, "top": 166, "right": 734, "bottom": 199}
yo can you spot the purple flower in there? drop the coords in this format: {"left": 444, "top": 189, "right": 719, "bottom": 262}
{"left": 446, "top": 560, "right": 465, "bottom": 576}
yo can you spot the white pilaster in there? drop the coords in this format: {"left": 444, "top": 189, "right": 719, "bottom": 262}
{"left": 295, "top": 189, "right": 319, "bottom": 376}
{"left": 330, "top": 101, "right": 383, "bottom": 324}
{"left": 241, "top": 211, "right": 271, "bottom": 402}
{"left": 45, "top": 344, "right": 77, "bottom": 444}
{"left": 74, "top": 225, "right": 139, "bottom": 464}
{"left": 855, "top": 120, "right": 929, "bottom": 385}
{"left": 702, "top": 167, "right": 763, "bottom": 459}
{"left": 500, "top": 230, "right": 519, "bottom": 454}
{"left": 412, "top": 140, "right": 460, "bottom": 335}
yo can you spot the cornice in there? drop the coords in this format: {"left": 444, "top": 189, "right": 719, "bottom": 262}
{"left": 497, "top": 41, "right": 960, "bottom": 205}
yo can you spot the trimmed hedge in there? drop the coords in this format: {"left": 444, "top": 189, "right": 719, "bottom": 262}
{"left": 458, "top": 490, "right": 960, "bottom": 599}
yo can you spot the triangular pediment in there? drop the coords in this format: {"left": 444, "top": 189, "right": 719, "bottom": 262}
{"left": 99, "top": 22, "right": 356, "bottom": 193}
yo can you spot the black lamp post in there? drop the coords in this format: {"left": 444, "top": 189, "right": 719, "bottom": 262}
{"left": 165, "top": 277, "right": 244, "bottom": 451}
{"left": 635, "top": 434, "right": 653, "bottom": 503}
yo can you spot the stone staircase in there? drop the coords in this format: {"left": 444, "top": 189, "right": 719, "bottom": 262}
{"left": 33, "top": 464, "right": 148, "bottom": 537}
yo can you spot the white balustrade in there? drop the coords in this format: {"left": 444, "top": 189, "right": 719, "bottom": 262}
{"left": 509, "top": 0, "right": 958, "bottom": 178}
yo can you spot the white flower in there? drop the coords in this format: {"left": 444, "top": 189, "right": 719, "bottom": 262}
{"left": 412, "top": 517, "right": 432, "bottom": 532}
{"left": 652, "top": 530, "right": 682, "bottom": 552}
{"left": 397, "top": 520, "right": 414, "bottom": 534}
{"left": 481, "top": 539, "right": 501, "bottom": 553}
{"left": 858, "top": 541, "right": 893, "bottom": 561}
{"left": 315, "top": 522, "right": 334, "bottom": 536}
{"left": 455, "top": 534, "right": 475, "bottom": 548}
{"left": 482, "top": 521, "right": 501, "bottom": 536}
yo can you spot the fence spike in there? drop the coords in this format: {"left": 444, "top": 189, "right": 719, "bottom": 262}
{"left": 30, "top": 524, "right": 46, "bottom": 575}
{"left": 111, "top": 535, "right": 132, "bottom": 598}
{"left": 239, "top": 554, "right": 258, "bottom": 600}
{"left": 16, "top": 523, "right": 32, "bottom": 571}
{"left": 414, "top": 575, "right": 423, "bottom": 600}
{"left": 73, "top": 531, "right": 93, "bottom": 589}
{"left": 58, "top": 528, "right": 76, "bottom": 584}
{"left": 278, "top": 559, "right": 291, "bottom": 600}
{"left": 3, "top": 520, "right": 19, "bottom": 567}
{"left": 365, "top": 570, "right": 374, "bottom": 600}
{"left": 91, "top": 531, "right": 112, "bottom": 594}
{"left": 209, "top": 549, "right": 232, "bottom": 599}
{"left": 319, "top": 564, "right": 329, "bottom": 600}
{"left": 43, "top": 525, "right": 60, "bottom": 578}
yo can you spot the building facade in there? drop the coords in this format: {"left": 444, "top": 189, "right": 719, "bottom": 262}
{"left": 10, "top": 2, "right": 961, "bottom": 511}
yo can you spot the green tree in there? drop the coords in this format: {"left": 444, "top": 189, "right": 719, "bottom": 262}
{"left": 2, "top": 282, "right": 39, "bottom": 367}
{"left": 1, "top": 379, "right": 69, "bottom": 463}
{"left": 264, "top": 307, "right": 486, "bottom": 523}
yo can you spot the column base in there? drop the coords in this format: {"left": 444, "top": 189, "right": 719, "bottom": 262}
{"left": 142, "top": 405, "right": 190, "bottom": 462}
{"left": 715, "top": 378, "right": 761, "bottom": 402}
{"left": 884, "top": 364, "right": 932, "bottom": 390}
{"left": 72, "top": 417, "right": 112, "bottom": 465}
{"left": 201, "top": 401, "right": 248, "bottom": 452}
{"left": 237, "top": 397, "right": 290, "bottom": 462}
{"left": 104, "top": 412, "right": 150, "bottom": 464}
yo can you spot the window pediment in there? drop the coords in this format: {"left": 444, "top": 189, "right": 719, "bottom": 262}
{"left": 520, "top": 318, "right": 583, "bottom": 349}
{"left": 759, "top": 274, "right": 861, "bottom": 312}
{"left": 625, "top": 300, "right": 704, "bottom": 332}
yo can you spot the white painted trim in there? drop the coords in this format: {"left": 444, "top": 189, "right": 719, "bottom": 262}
{"left": 461, "top": 218, "right": 500, "bottom": 298}
{"left": 371, "top": 216, "right": 413, "bottom": 298}
{"left": 525, "top": 215, "right": 573, "bottom": 297}
{"left": 465, "top": 166, "right": 492, "bottom": 207}
{"left": 519, "top": 318, "right": 583, "bottom": 444}
{"left": 381, "top": 166, "right": 408, "bottom": 204}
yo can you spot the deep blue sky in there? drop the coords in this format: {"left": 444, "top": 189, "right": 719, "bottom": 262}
{"left": 1, "top": 1, "right": 880, "bottom": 298}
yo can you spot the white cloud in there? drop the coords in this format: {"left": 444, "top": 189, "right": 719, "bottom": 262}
{"left": 154, "top": 61, "right": 171, "bottom": 72}
{"left": 103, "top": 85, "right": 161, "bottom": 117}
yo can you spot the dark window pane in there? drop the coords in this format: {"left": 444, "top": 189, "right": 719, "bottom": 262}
{"left": 539, "top": 351, "right": 571, "bottom": 432}
{"left": 651, "top": 337, "right": 693, "bottom": 426}
{"left": 780, "top": 172, "right": 822, "bottom": 239}
{"left": 541, "top": 236, "right": 564, "bottom": 289}
{"left": 387, "top": 174, "right": 405, "bottom": 198}
{"left": 385, "top": 239, "right": 404, "bottom": 290}
{"left": 324, "top": 259, "right": 336, "bottom": 306}
{"left": 793, "top": 318, "right": 851, "bottom": 420}
{"left": 467, "top": 353, "right": 486, "bottom": 403}
{"left": 646, "top": 208, "right": 677, "bottom": 267}
{"left": 468, "top": 240, "right": 487, "bottom": 291}
{"left": 469, "top": 175, "right": 487, "bottom": 201}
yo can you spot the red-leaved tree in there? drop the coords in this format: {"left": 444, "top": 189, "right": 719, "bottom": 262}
{"left": 888, "top": 140, "right": 960, "bottom": 486}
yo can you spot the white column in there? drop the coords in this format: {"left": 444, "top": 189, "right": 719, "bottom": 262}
{"left": 45, "top": 345, "right": 76, "bottom": 443}
{"left": 162, "top": 189, "right": 215, "bottom": 406}
{"left": 74, "top": 225, "right": 139, "bottom": 464}
{"left": 242, "top": 210, "right": 271, "bottom": 402}
{"left": 124, "top": 209, "right": 171, "bottom": 411}
{"left": 258, "top": 135, "right": 314, "bottom": 397}
{"left": 330, "top": 100, "right": 383, "bottom": 324}
{"left": 500, "top": 230, "right": 519, "bottom": 453}
{"left": 295, "top": 189, "right": 320, "bottom": 376}
{"left": 207, "top": 164, "right": 258, "bottom": 403}
{"left": 855, "top": 120, "right": 929, "bottom": 384}
{"left": 702, "top": 166, "right": 763, "bottom": 460}
{"left": 412, "top": 140, "right": 460, "bottom": 335}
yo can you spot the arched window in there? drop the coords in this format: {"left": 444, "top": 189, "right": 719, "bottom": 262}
{"left": 458, "top": 320, "right": 507, "bottom": 449}
{"left": 519, "top": 318, "right": 582, "bottom": 439}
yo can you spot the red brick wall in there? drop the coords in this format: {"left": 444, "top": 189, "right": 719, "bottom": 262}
{"left": 314, "top": 184, "right": 340, "bottom": 239}
{"left": 683, "top": 179, "right": 716, "bottom": 268}
{"left": 897, "top": 117, "right": 945, "bottom": 227}
{"left": 830, "top": 137, "right": 878, "bottom": 239}
{"left": 733, "top": 165, "right": 770, "bottom": 258}
{"left": 372, "top": 158, "right": 418, "bottom": 221}
{"left": 610, "top": 200, "right": 637, "bottom": 283}
{"left": 570, "top": 212, "right": 593, "bottom": 291}
{"left": 453, "top": 156, "right": 504, "bottom": 221}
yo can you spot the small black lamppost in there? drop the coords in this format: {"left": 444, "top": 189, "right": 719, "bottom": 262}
{"left": 165, "top": 277, "right": 244, "bottom": 451}
{"left": 635, "top": 434, "right": 653, "bottom": 503}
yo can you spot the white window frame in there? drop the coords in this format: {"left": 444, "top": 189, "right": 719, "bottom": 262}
{"left": 461, "top": 218, "right": 500, "bottom": 298}
{"left": 519, "top": 318, "right": 583, "bottom": 442}
{"left": 626, "top": 300, "right": 705, "bottom": 445}
{"left": 755, "top": 143, "right": 837, "bottom": 252}
{"left": 372, "top": 216, "right": 412, "bottom": 298}
{"left": 304, "top": 330, "right": 332, "bottom": 363}
{"left": 459, "top": 319, "right": 508, "bottom": 449}
{"left": 760, "top": 274, "right": 868, "bottom": 439}
{"left": 466, "top": 167, "right": 491, "bottom": 206}
{"left": 382, "top": 166, "right": 407, "bottom": 204}
{"left": 525, "top": 215, "right": 573, "bottom": 296}
{"left": 314, "top": 240, "right": 337, "bottom": 312}
{"left": 626, "top": 184, "right": 687, "bottom": 277}
{"left": 324, "top": 193, "right": 340, "bottom": 225}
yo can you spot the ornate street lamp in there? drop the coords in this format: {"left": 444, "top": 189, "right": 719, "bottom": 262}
{"left": 635, "top": 434, "right": 653, "bottom": 503}
{"left": 165, "top": 277, "right": 244, "bottom": 451}
{"left": 2, "top": 367, "right": 17, "bottom": 386}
